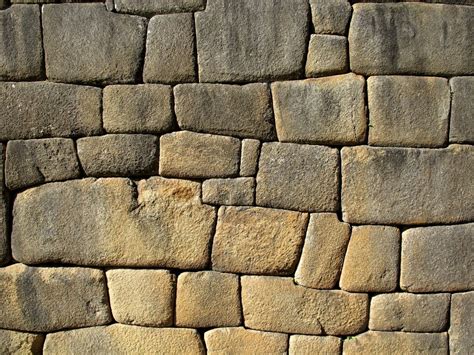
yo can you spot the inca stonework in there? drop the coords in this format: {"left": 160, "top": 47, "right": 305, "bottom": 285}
{"left": 0, "top": 0, "right": 473, "bottom": 354}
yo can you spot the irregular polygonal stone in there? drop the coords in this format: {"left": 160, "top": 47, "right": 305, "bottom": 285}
{"left": 176, "top": 271, "right": 241, "bottom": 328}
{"left": 240, "top": 139, "right": 260, "bottom": 177}
{"left": 0, "top": 82, "right": 102, "bottom": 140}
{"left": 114, "top": 0, "right": 205, "bottom": 15}
{"left": 106, "top": 269, "right": 175, "bottom": 327}
{"left": 310, "top": 0, "right": 351, "bottom": 35}
{"left": 0, "top": 264, "right": 111, "bottom": 332}
{"left": 295, "top": 213, "right": 350, "bottom": 289}
{"left": 103, "top": 84, "right": 174, "bottom": 134}
{"left": 42, "top": 4, "right": 146, "bottom": 84}
{"left": 370, "top": 293, "right": 450, "bottom": 332}
{"left": 196, "top": 0, "right": 309, "bottom": 82}
{"left": 0, "top": 146, "right": 9, "bottom": 265}
{"left": 256, "top": 142, "right": 339, "bottom": 212}
{"left": 368, "top": 76, "right": 450, "bottom": 147}
{"left": 349, "top": 3, "right": 474, "bottom": 75}
{"left": 450, "top": 77, "right": 474, "bottom": 143}
{"left": 159, "top": 131, "right": 240, "bottom": 178}
{"left": 401, "top": 223, "right": 474, "bottom": 292}
{"left": 212, "top": 207, "right": 307, "bottom": 275}
{"left": 12, "top": 177, "right": 215, "bottom": 268}
{"left": 306, "top": 35, "right": 348, "bottom": 77}
{"left": 272, "top": 74, "right": 366, "bottom": 145}
{"left": 202, "top": 178, "right": 254, "bottom": 206}
{"left": 450, "top": 292, "right": 474, "bottom": 354}
{"left": 174, "top": 84, "right": 275, "bottom": 140}
{"left": 241, "top": 276, "right": 368, "bottom": 335}
{"left": 77, "top": 134, "right": 159, "bottom": 177}
{"left": 5, "top": 139, "right": 80, "bottom": 190}
{"left": 341, "top": 145, "right": 474, "bottom": 224}
{"left": 144, "top": 14, "right": 195, "bottom": 83}
{"left": 43, "top": 325, "right": 205, "bottom": 355}
{"left": 0, "top": 329, "right": 44, "bottom": 355}
{"left": 289, "top": 335, "right": 341, "bottom": 355}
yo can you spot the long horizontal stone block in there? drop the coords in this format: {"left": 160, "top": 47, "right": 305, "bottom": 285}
{"left": 114, "top": 0, "right": 206, "bottom": 15}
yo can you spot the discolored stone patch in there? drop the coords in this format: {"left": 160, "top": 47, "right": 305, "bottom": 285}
{"left": 0, "top": 329, "right": 44, "bottom": 355}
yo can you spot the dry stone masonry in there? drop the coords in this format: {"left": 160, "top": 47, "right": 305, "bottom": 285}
{"left": 0, "top": 0, "right": 473, "bottom": 353}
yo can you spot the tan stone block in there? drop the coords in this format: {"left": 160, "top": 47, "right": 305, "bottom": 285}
{"left": 289, "top": 335, "right": 341, "bottom": 355}
{"left": 310, "top": 0, "right": 351, "bottom": 35}
{"left": 240, "top": 139, "right": 260, "bottom": 177}
{"left": 0, "top": 146, "right": 9, "bottom": 265}
{"left": 0, "top": 329, "right": 44, "bottom": 355}
{"left": 450, "top": 77, "right": 474, "bottom": 144}
{"left": 202, "top": 178, "right": 254, "bottom": 206}
{"left": 449, "top": 292, "right": 474, "bottom": 354}
{"left": 306, "top": 35, "right": 348, "bottom": 77}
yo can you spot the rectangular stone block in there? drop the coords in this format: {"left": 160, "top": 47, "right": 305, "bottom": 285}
{"left": 341, "top": 145, "right": 474, "bottom": 224}
{"left": 0, "top": 146, "right": 9, "bottom": 265}
{"left": 310, "top": 0, "right": 351, "bottom": 35}
{"left": 202, "top": 178, "right": 254, "bottom": 206}
{"left": 114, "top": 0, "right": 205, "bottom": 15}
{"left": 0, "top": 329, "right": 44, "bottom": 355}
{"left": 290, "top": 335, "right": 341, "bottom": 355}
{"left": 449, "top": 292, "right": 474, "bottom": 354}
{"left": 240, "top": 139, "right": 260, "bottom": 177}
{"left": 450, "top": 77, "right": 474, "bottom": 144}
{"left": 306, "top": 35, "right": 348, "bottom": 77}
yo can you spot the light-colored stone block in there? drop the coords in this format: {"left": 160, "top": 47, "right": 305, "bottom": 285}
{"left": 202, "top": 178, "right": 254, "bottom": 206}
{"left": 449, "top": 292, "right": 474, "bottom": 354}
{"left": 290, "top": 335, "right": 341, "bottom": 355}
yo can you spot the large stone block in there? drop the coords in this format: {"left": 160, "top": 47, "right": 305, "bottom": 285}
{"left": 306, "top": 35, "right": 348, "bottom": 77}
{"left": 0, "top": 329, "right": 44, "bottom": 355}
{"left": 341, "top": 145, "right": 474, "bottom": 224}
{"left": 450, "top": 77, "right": 474, "bottom": 144}
{"left": 449, "top": 292, "right": 474, "bottom": 354}
{"left": 202, "top": 178, "right": 254, "bottom": 206}
{"left": 12, "top": 177, "right": 216, "bottom": 268}
{"left": 195, "top": 0, "right": 309, "bottom": 82}
{"left": 310, "top": 0, "right": 351, "bottom": 35}
{"left": 114, "top": 0, "right": 205, "bottom": 15}
{"left": 289, "top": 335, "right": 341, "bottom": 355}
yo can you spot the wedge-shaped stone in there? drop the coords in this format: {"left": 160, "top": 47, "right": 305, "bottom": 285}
{"left": 450, "top": 77, "right": 474, "bottom": 144}
{"left": 0, "top": 329, "right": 44, "bottom": 355}
{"left": 0, "top": 82, "right": 102, "bottom": 140}
{"left": 43, "top": 325, "right": 205, "bottom": 355}
{"left": 450, "top": 292, "right": 474, "bottom": 354}
{"left": 0, "top": 147, "right": 8, "bottom": 265}
{"left": 241, "top": 276, "right": 369, "bottom": 335}
{"left": 42, "top": 4, "right": 146, "bottom": 84}
{"left": 202, "top": 178, "right": 254, "bottom": 206}
{"left": 12, "top": 177, "right": 215, "bottom": 268}
{"left": 401, "top": 223, "right": 474, "bottom": 292}
{"left": 114, "top": 0, "right": 205, "bottom": 15}
{"left": 349, "top": 3, "right": 474, "bottom": 75}
{"left": 341, "top": 145, "right": 474, "bottom": 224}
{"left": 310, "top": 0, "right": 351, "bottom": 35}
{"left": 212, "top": 207, "right": 307, "bottom": 275}
{"left": 175, "top": 84, "right": 276, "bottom": 140}
{"left": 0, "top": 264, "right": 111, "bottom": 332}
{"left": 195, "top": 0, "right": 309, "bottom": 82}
{"left": 290, "top": 335, "right": 341, "bottom": 355}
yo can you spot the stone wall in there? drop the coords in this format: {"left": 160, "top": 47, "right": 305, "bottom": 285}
{"left": 0, "top": 0, "right": 473, "bottom": 354}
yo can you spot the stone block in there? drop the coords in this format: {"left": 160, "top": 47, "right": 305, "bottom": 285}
{"left": 289, "top": 335, "right": 341, "bottom": 355}
{"left": 114, "top": 0, "right": 205, "bottom": 15}
{"left": 450, "top": 77, "right": 474, "bottom": 143}
{"left": 0, "top": 146, "right": 9, "bottom": 265}
{"left": 449, "top": 292, "right": 474, "bottom": 354}
{"left": 202, "top": 178, "right": 254, "bottom": 206}
{"left": 0, "top": 329, "right": 44, "bottom": 355}
{"left": 306, "top": 35, "right": 348, "bottom": 77}
{"left": 310, "top": 0, "right": 351, "bottom": 35}
{"left": 240, "top": 139, "right": 260, "bottom": 177}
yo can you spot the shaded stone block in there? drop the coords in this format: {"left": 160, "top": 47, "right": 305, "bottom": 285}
{"left": 310, "top": 0, "right": 351, "bottom": 35}
{"left": 450, "top": 77, "right": 474, "bottom": 144}
{"left": 449, "top": 292, "right": 474, "bottom": 354}
{"left": 0, "top": 329, "right": 44, "bottom": 355}
{"left": 114, "top": 0, "right": 205, "bottom": 15}
{"left": 202, "top": 178, "right": 254, "bottom": 206}
{"left": 306, "top": 35, "right": 348, "bottom": 77}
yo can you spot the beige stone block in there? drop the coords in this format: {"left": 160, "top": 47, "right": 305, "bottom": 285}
{"left": 0, "top": 329, "right": 44, "bottom": 355}
{"left": 240, "top": 139, "right": 260, "bottom": 177}
{"left": 289, "top": 335, "right": 341, "bottom": 355}
{"left": 449, "top": 292, "right": 474, "bottom": 354}
{"left": 306, "top": 35, "right": 348, "bottom": 77}
{"left": 202, "top": 178, "right": 254, "bottom": 206}
{"left": 310, "top": 0, "right": 351, "bottom": 35}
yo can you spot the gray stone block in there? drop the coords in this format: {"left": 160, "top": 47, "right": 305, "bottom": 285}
{"left": 202, "top": 178, "right": 254, "bottom": 206}
{"left": 310, "top": 0, "right": 351, "bottom": 35}
{"left": 114, "top": 0, "right": 205, "bottom": 15}
{"left": 0, "top": 146, "right": 8, "bottom": 266}
{"left": 240, "top": 139, "right": 260, "bottom": 177}
{"left": 450, "top": 77, "right": 474, "bottom": 144}
{"left": 306, "top": 35, "right": 349, "bottom": 77}
{"left": 450, "top": 292, "right": 474, "bottom": 354}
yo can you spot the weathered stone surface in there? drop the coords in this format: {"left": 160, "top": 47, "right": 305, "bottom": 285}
{"left": 310, "top": 0, "right": 351, "bottom": 35}
{"left": 289, "top": 335, "right": 341, "bottom": 355}
{"left": 5, "top": 139, "right": 80, "bottom": 190}
{"left": 349, "top": 3, "right": 474, "bottom": 75}
{"left": 272, "top": 74, "right": 366, "bottom": 145}
{"left": 103, "top": 84, "right": 174, "bottom": 134}
{"left": 0, "top": 5, "right": 42, "bottom": 80}
{"left": 370, "top": 293, "right": 449, "bottom": 332}
{"left": 295, "top": 213, "right": 350, "bottom": 289}
{"left": 114, "top": 0, "right": 205, "bottom": 15}
{"left": 0, "top": 82, "right": 102, "bottom": 140}
{"left": 202, "top": 178, "right": 254, "bottom": 206}
{"left": 176, "top": 271, "right": 241, "bottom": 328}
{"left": 368, "top": 76, "right": 450, "bottom": 147}
{"left": 77, "top": 134, "right": 159, "bottom": 177}
{"left": 241, "top": 276, "right": 368, "bottom": 335}
{"left": 212, "top": 207, "right": 307, "bottom": 275}
{"left": 0, "top": 264, "right": 111, "bottom": 332}
{"left": 240, "top": 139, "right": 260, "bottom": 177}
{"left": 340, "top": 226, "right": 400, "bottom": 292}
{"left": 401, "top": 223, "right": 474, "bottom": 292}
{"left": 43, "top": 325, "right": 205, "bottom": 354}
{"left": 143, "top": 14, "right": 195, "bottom": 84}
{"left": 43, "top": 4, "right": 146, "bottom": 84}
{"left": 106, "top": 269, "right": 175, "bottom": 327}
{"left": 159, "top": 131, "right": 240, "bottom": 178}
{"left": 174, "top": 83, "right": 276, "bottom": 140}
{"left": 12, "top": 177, "right": 215, "bottom": 268}
{"left": 306, "top": 35, "right": 348, "bottom": 77}
{"left": 195, "top": 0, "right": 309, "bottom": 82}
{"left": 450, "top": 292, "right": 474, "bottom": 354}
{"left": 256, "top": 142, "right": 339, "bottom": 212}
{"left": 0, "top": 329, "right": 44, "bottom": 355}
{"left": 450, "top": 77, "right": 474, "bottom": 143}
{"left": 205, "top": 327, "right": 288, "bottom": 355}
{"left": 341, "top": 145, "right": 474, "bottom": 224}
{"left": 0, "top": 146, "right": 9, "bottom": 265}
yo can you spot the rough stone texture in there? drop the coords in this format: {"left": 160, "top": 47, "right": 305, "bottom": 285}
{"left": 241, "top": 276, "right": 369, "bottom": 335}
{"left": 176, "top": 271, "right": 241, "bottom": 328}
{"left": 42, "top": 4, "right": 147, "bottom": 84}
{"left": 0, "top": 146, "right": 9, "bottom": 265}
{"left": 368, "top": 76, "right": 450, "bottom": 147}
{"left": 174, "top": 84, "right": 276, "bottom": 140}
{"left": 340, "top": 225, "right": 400, "bottom": 292}
{"left": 143, "top": 14, "right": 195, "bottom": 84}
{"left": 77, "top": 134, "right": 159, "bottom": 177}
{"left": 212, "top": 207, "right": 308, "bottom": 275}
{"left": 106, "top": 269, "right": 175, "bottom": 327}
{"left": 196, "top": 0, "right": 309, "bottom": 82}
{"left": 0, "top": 82, "right": 102, "bottom": 140}
{"left": 450, "top": 292, "right": 474, "bottom": 354}
{"left": 256, "top": 142, "right": 339, "bottom": 212}
{"left": 202, "top": 178, "right": 254, "bottom": 206}
{"left": 0, "top": 329, "right": 44, "bottom": 355}
{"left": 0, "top": 0, "right": 8, "bottom": 9}
{"left": 43, "top": 325, "right": 205, "bottom": 355}
{"left": 370, "top": 293, "right": 450, "bottom": 332}
{"left": 240, "top": 139, "right": 260, "bottom": 177}
{"left": 271, "top": 74, "right": 366, "bottom": 145}
{"left": 306, "top": 35, "right": 349, "bottom": 77}
{"left": 289, "top": 335, "right": 341, "bottom": 355}
{"left": 310, "top": 0, "right": 351, "bottom": 35}
{"left": 450, "top": 77, "right": 474, "bottom": 144}
{"left": 103, "top": 84, "right": 174, "bottom": 134}
{"left": 12, "top": 177, "right": 216, "bottom": 268}
{"left": 295, "top": 213, "right": 350, "bottom": 289}
{"left": 341, "top": 145, "right": 474, "bottom": 225}
{"left": 159, "top": 131, "right": 240, "bottom": 179}
{"left": 114, "top": 0, "right": 205, "bottom": 15}
{"left": 0, "top": 264, "right": 111, "bottom": 332}
{"left": 5, "top": 138, "right": 80, "bottom": 190}
{"left": 349, "top": 3, "right": 474, "bottom": 75}
{"left": 401, "top": 223, "right": 474, "bottom": 292}
{"left": 205, "top": 327, "right": 288, "bottom": 355}
{"left": 0, "top": 5, "right": 43, "bottom": 80}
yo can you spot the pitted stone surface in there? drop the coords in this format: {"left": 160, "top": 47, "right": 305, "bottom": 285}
{"left": 202, "top": 178, "right": 254, "bottom": 206}
{"left": 0, "top": 329, "right": 44, "bottom": 355}
{"left": 290, "top": 335, "right": 341, "bottom": 355}
{"left": 449, "top": 292, "right": 474, "bottom": 354}
{"left": 114, "top": 0, "right": 205, "bottom": 15}
{"left": 306, "top": 35, "right": 348, "bottom": 77}
{"left": 310, "top": 0, "right": 351, "bottom": 35}
{"left": 450, "top": 77, "right": 474, "bottom": 144}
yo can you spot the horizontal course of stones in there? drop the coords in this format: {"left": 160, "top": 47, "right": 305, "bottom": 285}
{"left": 0, "top": 0, "right": 473, "bottom": 354}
